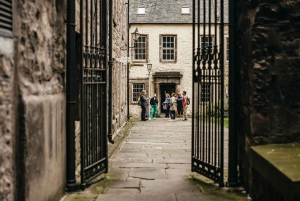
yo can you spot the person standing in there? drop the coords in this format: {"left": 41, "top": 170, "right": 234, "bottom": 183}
{"left": 176, "top": 93, "right": 183, "bottom": 120}
{"left": 163, "top": 93, "right": 171, "bottom": 120}
{"left": 149, "top": 93, "right": 158, "bottom": 120}
{"left": 169, "top": 92, "right": 177, "bottom": 121}
{"left": 182, "top": 91, "right": 188, "bottom": 121}
{"left": 140, "top": 90, "right": 149, "bottom": 121}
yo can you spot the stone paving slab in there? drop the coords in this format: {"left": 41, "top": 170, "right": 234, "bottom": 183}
{"left": 105, "top": 180, "right": 140, "bottom": 188}
{"left": 63, "top": 194, "right": 98, "bottom": 201}
{"left": 111, "top": 157, "right": 152, "bottom": 164}
{"left": 140, "top": 179, "right": 201, "bottom": 195}
{"left": 176, "top": 193, "right": 206, "bottom": 201}
{"left": 129, "top": 168, "right": 167, "bottom": 180}
{"left": 153, "top": 157, "right": 191, "bottom": 164}
{"left": 96, "top": 194, "right": 177, "bottom": 201}
{"left": 165, "top": 168, "right": 194, "bottom": 179}
{"left": 105, "top": 188, "right": 140, "bottom": 195}
{"left": 161, "top": 149, "right": 191, "bottom": 154}
{"left": 115, "top": 162, "right": 168, "bottom": 168}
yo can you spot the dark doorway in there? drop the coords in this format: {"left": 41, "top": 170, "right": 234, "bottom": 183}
{"left": 160, "top": 84, "right": 176, "bottom": 113}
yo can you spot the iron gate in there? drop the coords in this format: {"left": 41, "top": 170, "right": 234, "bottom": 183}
{"left": 192, "top": 0, "right": 225, "bottom": 186}
{"left": 80, "top": 0, "right": 108, "bottom": 186}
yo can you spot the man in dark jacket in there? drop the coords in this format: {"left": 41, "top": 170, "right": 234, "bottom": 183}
{"left": 140, "top": 90, "right": 149, "bottom": 121}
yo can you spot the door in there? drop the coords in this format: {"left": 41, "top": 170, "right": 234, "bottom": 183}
{"left": 192, "top": 0, "right": 225, "bottom": 186}
{"left": 80, "top": 0, "right": 108, "bottom": 187}
{"left": 160, "top": 84, "right": 175, "bottom": 113}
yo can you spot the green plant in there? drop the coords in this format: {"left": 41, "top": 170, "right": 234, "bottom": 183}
{"left": 205, "top": 100, "right": 228, "bottom": 118}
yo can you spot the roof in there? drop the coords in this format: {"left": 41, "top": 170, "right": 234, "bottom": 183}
{"left": 129, "top": 0, "right": 229, "bottom": 24}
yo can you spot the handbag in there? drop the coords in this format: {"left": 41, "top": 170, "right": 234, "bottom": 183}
{"left": 163, "top": 103, "right": 167, "bottom": 110}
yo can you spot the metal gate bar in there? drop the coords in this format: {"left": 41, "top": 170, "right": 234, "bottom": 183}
{"left": 80, "top": 0, "right": 108, "bottom": 186}
{"left": 192, "top": 0, "right": 225, "bottom": 186}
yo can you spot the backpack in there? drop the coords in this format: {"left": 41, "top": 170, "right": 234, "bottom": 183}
{"left": 187, "top": 97, "right": 190, "bottom": 105}
{"left": 137, "top": 97, "right": 142, "bottom": 106}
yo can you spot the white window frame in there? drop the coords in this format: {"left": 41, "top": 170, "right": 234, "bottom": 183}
{"left": 201, "top": 83, "right": 211, "bottom": 103}
{"left": 161, "top": 35, "right": 176, "bottom": 62}
{"left": 132, "top": 83, "right": 144, "bottom": 103}
{"left": 133, "top": 35, "right": 147, "bottom": 62}
{"left": 200, "top": 36, "right": 215, "bottom": 50}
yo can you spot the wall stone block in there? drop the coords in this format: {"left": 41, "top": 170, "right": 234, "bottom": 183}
{"left": 237, "top": 0, "right": 300, "bottom": 198}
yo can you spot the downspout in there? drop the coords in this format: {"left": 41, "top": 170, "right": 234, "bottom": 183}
{"left": 108, "top": 0, "right": 114, "bottom": 144}
{"left": 127, "top": 1, "right": 130, "bottom": 120}
{"left": 66, "top": 0, "right": 77, "bottom": 191}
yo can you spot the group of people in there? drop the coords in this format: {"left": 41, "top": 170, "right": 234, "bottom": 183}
{"left": 162, "top": 91, "right": 188, "bottom": 121}
{"left": 139, "top": 90, "right": 189, "bottom": 121}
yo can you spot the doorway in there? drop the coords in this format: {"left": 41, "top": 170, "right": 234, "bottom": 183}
{"left": 160, "top": 84, "right": 176, "bottom": 113}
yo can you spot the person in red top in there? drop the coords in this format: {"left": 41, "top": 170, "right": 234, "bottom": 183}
{"left": 182, "top": 91, "right": 188, "bottom": 121}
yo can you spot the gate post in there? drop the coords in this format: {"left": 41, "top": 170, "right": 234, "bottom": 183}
{"left": 66, "top": 0, "right": 77, "bottom": 192}
{"left": 228, "top": 0, "right": 239, "bottom": 187}
{"left": 108, "top": 0, "right": 114, "bottom": 144}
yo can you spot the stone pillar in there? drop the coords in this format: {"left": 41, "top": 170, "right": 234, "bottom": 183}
{"left": 155, "top": 83, "right": 160, "bottom": 116}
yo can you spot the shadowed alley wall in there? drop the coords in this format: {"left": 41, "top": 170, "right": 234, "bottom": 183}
{"left": 236, "top": 0, "right": 300, "bottom": 199}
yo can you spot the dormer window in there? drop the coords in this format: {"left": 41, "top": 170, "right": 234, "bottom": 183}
{"left": 137, "top": 7, "right": 145, "bottom": 15}
{"left": 181, "top": 7, "right": 190, "bottom": 14}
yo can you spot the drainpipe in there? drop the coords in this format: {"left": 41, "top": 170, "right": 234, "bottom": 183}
{"left": 66, "top": 0, "right": 77, "bottom": 192}
{"left": 228, "top": 0, "right": 239, "bottom": 187}
{"left": 127, "top": 1, "right": 130, "bottom": 120}
{"left": 108, "top": 0, "right": 114, "bottom": 144}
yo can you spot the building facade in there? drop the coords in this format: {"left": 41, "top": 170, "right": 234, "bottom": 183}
{"left": 0, "top": 0, "right": 128, "bottom": 200}
{"left": 129, "top": 0, "right": 229, "bottom": 118}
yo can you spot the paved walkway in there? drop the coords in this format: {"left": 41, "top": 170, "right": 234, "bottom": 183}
{"left": 62, "top": 118, "right": 248, "bottom": 201}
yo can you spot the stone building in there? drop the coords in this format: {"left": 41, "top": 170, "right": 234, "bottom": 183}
{"left": 0, "top": 0, "right": 128, "bottom": 201}
{"left": 128, "top": 0, "right": 229, "bottom": 118}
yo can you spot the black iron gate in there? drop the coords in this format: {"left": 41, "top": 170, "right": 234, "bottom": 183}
{"left": 80, "top": 0, "right": 108, "bottom": 186}
{"left": 192, "top": 0, "right": 225, "bottom": 186}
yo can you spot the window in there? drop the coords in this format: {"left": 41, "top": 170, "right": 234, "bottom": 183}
{"left": 200, "top": 36, "right": 214, "bottom": 58}
{"left": 201, "top": 36, "right": 214, "bottom": 49}
{"left": 0, "top": 0, "right": 13, "bottom": 36}
{"left": 160, "top": 35, "right": 177, "bottom": 62}
{"left": 134, "top": 35, "right": 147, "bottom": 61}
{"left": 137, "top": 7, "right": 145, "bottom": 15}
{"left": 181, "top": 7, "right": 190, "bottom": 14}
{"left": 226, "top": 37, "right": 229, "bottom": 62}
{"left": 201, "top": 83, "right": 211, "bottom": 103}
{"left": 132, "top": 83, "right": 144, "bottom": 103}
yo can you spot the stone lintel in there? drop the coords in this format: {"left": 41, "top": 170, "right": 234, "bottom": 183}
{"left": 153, "top": 72, "right": 183, "bottom": 84}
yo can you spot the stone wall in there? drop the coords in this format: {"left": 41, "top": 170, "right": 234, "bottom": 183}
{"left": 236, "top": 0, "right": 300, "bottom": 198}
{"left": 14, "top": 1, "right": 67, "bottom": 200}
{"left": 111, "top": 0, "right": 129, "bottom": 132}
{"left": 0, "top": 31, "right": 16, "bottom": 201}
